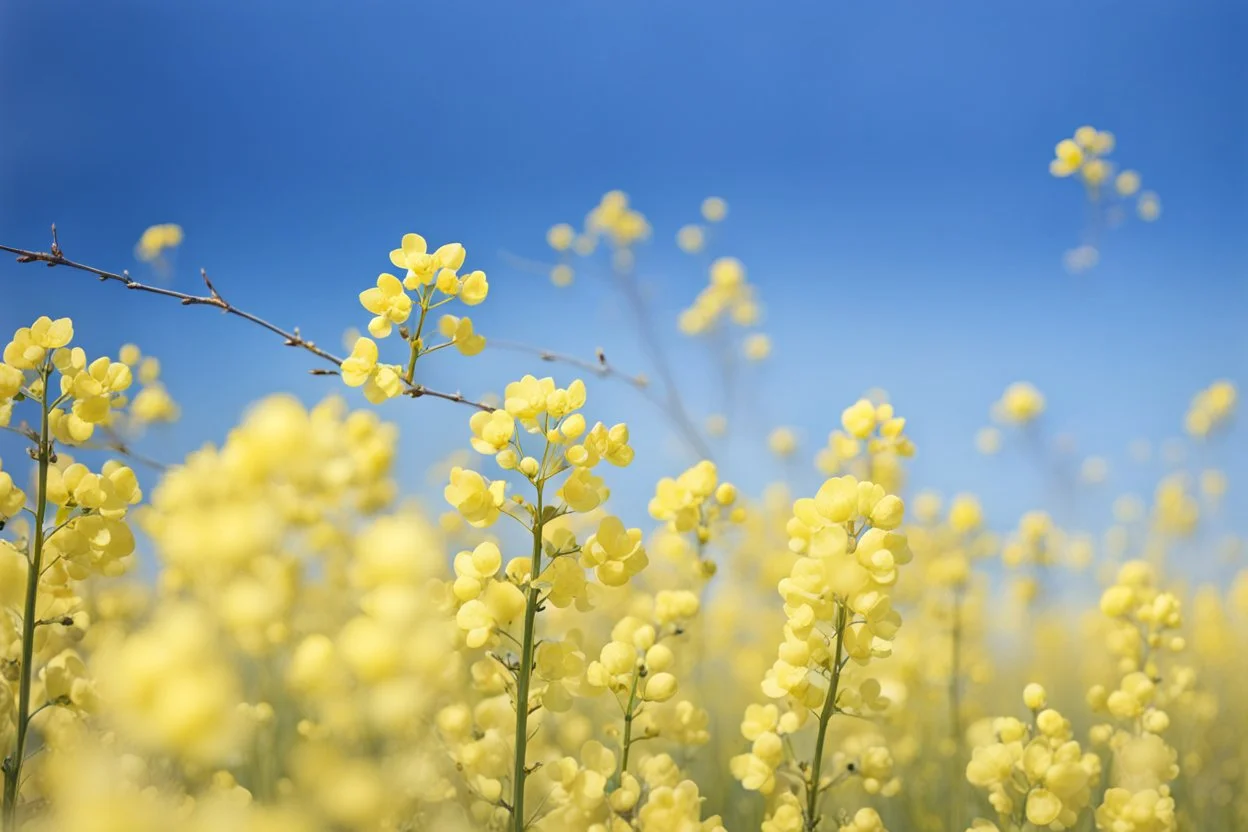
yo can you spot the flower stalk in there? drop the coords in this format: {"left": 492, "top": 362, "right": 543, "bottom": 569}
{"left": 3, "top": 364, "right": 51, "bottom": 831}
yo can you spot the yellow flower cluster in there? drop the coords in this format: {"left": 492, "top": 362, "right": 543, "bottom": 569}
{"left": 677, "top": 256, "right": 763, "bottom": 335}
{"left": 6, "top": 134, "right": 1246, "bottom": 832}
{"left": 1184, "top": 379, "right": 1236, "bottom": 439}
{"left": 4, "top": 317, "right": 131, "bottom": 444}
{"left": 1049, "top": 126, "right": 1160, "bottom": 220}
{"left": 1049, "top": 126, "right": 1160, "bottom": 271}
{"left": 676, "top": 196, "right": 729, "bottom": 254}
{"left": 909, "top": 492, "right": 992, "bottom": 589}
{"left": 342, "top": 232, "right": 488, "bottom": 403}
{"left": 965, "top": 687, "right": 1101, "bottom": 830}
{"left": 649, "top": 460, "right": 743, "bottom": 576}
{"left": 545, "top": 190, "right": 651, "bottom": 282}
{"left": 0, "top": 317, "right": 153, "bottom": 832}
{"left": 134, "top": 223, "right": 184, "bottom": 262}
{"left": 116, "top": 343, "right": 180, "bottom": 425}
{"left": 732, "top": 465, "right": 909, "bottom": 830}
{"left": 817, "top": 396, "right": 915, "bottom": 495}
{"left": 142, "top": 394, "right": 399, "bottom": 653}
{"left": 993, "top": 381, "right": 1046, "bottom": 426}
{"left": 82, "top": 389, "right": 462, "bottom": 828}
{"left": 443, "top": 373, "right": 659, "bottom": 829}
{"left": 1087, "top": 561, "right": 1187, "bottom": 832}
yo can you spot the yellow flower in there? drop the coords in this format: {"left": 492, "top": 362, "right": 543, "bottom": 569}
{"left": 134, "top": 223, "right": 183, "bottom": 261}
{"left": 1115, "top": 170, "right": 1141, "bottom": 196}
{"left": 0, "top": 362, "right": 22, "bottom": 399}
{"left": 642, "top": 672, "right": 677, "bottom": 702}
{"left": 359, "top": 273, "right": 412, "bottom": 338}
{"left": 341, "top": 337, "right": 380, "bottom": 387}
{"left": 469, "top": 410, "right": 515, "bottom": 455}
{"left": 0, "top": 466, "right": 26, "bottom": 519}
{"left": 340, "top": 337, "right": 404, "bottom": 403}
{"left": 580, "top": 515, "right": 648, "bottom": 586}
{"left": 1025, "top": 790, "right": 1062, "bottom": 826}
{"left": 547, "top": 223, "right": 575, "bottom": 251}
{"left": 839, "top": 808, "right": 887, "bottom": 832}
{"left": 559, "top": 468, "right": 609, "bottom": 513}
{"left": 444, "top": 467, "right": 506, "bottom": 527}
{"left": 504, "top": 374, "right": 553, "bottom": 422}
{"left": 1074, "top": 125, "right": 1099, "bottom": 148}
{"left": 1137, "top": 191, "right": 1161, "bottom": 222}
{"left": 768, "top": 427, "right": 797, "bottom": 458}
{"left": 842, "top": 398, "right": 878, "bottom": 439}
{"left": 743, "top": 333, "right": 771, "bottom": 360}
{"left": 1049, "top": 139, "right": 1084, "bottom": 177}
{"left": 4, "top": 316, "right": 74, "bottom": 369}
{"left": 438, "top": 315, "right": 485, "bottom": 356}
{"left": 677, "top": 224, "right": 705, "bottom": 253}
{"left": 1081, "top": 158, "right": 1109, "bottom": 186}
{"left": 996, "top": 382, "right": 1045, "bottom": 424}
{"left": 389, "top": 233, "right": 436, "bottom": 288}
{"left": 459, "top": 270, "right": 489, "bottom": 305}
{"left": 701, "top": 197, "right": 728, "bottom": 222}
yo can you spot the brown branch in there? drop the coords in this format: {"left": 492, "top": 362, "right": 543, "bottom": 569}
{"left": 1, "top": 227, "right": 494, "bottom": 412}
{"left": 488, "top": 340, "right": 651, "bottom": 392}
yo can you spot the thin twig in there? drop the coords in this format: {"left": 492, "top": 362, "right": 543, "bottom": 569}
{"left": 614, "top": 268, "right": 712, "bottom": 459}
{"left": 497, "top": 250, "right": 713, "bottom": 459}
{"left": 497, "top": 249, "right": 558, "bottom": 277}
{"left": 488, "top": 340, "right": 651, "bottom": 392}
{"left": 487, "top": 339, "right": 717, "bottom": 456}
{"left": 94, "top": 426, "right": 170, "bottom": 472}
{"left": 1, "top": 228, "right": 494, "bottom": 412}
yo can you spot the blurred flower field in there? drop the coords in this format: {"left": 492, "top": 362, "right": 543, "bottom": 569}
{"left": 0, "top": 126, "right": 1243, "bottom": 832}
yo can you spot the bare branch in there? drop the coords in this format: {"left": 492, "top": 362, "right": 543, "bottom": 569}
{"left": 488, "top": 340, "right": 650, "bottom": 391}
{"left": 1, "top": 229, "right": 494, "bottom": 412}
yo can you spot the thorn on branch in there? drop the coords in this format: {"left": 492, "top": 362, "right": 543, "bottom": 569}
{"left": 200, "top": 268, "right": 226, "bottom": 307}
{"left": 309, "top": 368, "right": 339, "bottom": 376}
{"left": 50, "top": 223, "right": 61, "bottom": 258}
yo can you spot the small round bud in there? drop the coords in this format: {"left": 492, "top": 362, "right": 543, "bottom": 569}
{"left": 643, "top": 672, "right": 678, "bottom": 702}
{"left": 1023, "top": 683, "right": 1048, "bottom": 710}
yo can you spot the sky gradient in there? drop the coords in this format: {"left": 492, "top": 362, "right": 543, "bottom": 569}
{"left": 2, "top": 1, "right": 1244, "bottom": 572}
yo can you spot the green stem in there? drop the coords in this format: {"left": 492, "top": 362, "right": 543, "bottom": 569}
{"left": 805, "top": 601, "right": 849, "bottom": 832}
{"left": 510, "top": 483, "right": 544, "bottom": 832}
{"left": 404, "top": 286, "right": 433, "bottom": 384}
{"left": 3, "top": 368, "right": 51, "bottom": 831}
{"left": 949, "top": 585, "right": 964, "bottom": 832}
{"left": 619, "top": 669, "right": 642, "bottom": 777}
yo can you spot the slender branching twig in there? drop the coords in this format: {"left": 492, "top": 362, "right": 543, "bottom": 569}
{"left": 488, "top": 340, "right": 650, "bottom": 392}
{"left": 1, "top": 226, "right": 494, "bottom": 412}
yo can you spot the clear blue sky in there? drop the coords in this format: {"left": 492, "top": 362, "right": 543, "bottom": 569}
{"left": 2, "top": 1, "right": 1244, "bottom": 570}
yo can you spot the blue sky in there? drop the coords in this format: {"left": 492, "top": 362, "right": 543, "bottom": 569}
{"left": 1, "top": 1, "right": 1244, "bottom": 569}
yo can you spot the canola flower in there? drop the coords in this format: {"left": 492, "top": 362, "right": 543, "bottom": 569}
{"left": 133, "top": 223, "right": 183, "bottom": 264}
{"left": 0, "top": 152, "right": 1243, "bottom": 832}
{"left": 341, "top": 233, "right": 490, "bottom": 405}
{"left": 1049, "top": 126, "right": 1161, "bottom": 272}
{"left": 1, "top": 317, "right": 144, "bottom": 829}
